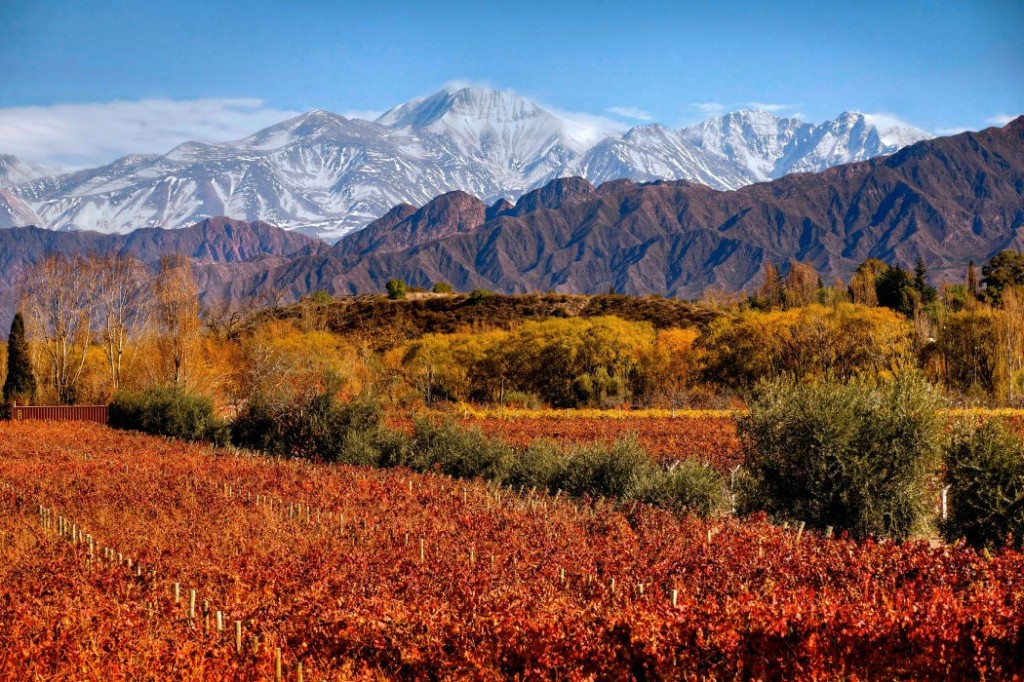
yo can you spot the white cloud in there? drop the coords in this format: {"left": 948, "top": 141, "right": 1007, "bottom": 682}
{"left": 0, "top": 98, "right": 300, "bottom": 169}
{"left": 692, "top": 101, "right": 726, "bottom": 116}
{"left": 607, "top": 106, "right": 652, "bottom": 121}
{"left": 935, "top": 126, "right": 970, "bottom": 136}
{"left": 342, "top": 109, "right": 385, "bottom": 121}
{"left": 746, "top": 102, "right": 801, "bottom": 113}
{"left": 986, "top": 113, "right": 1017, "bottom": 126}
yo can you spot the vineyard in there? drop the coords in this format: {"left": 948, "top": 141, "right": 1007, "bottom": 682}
{"left": 1, "top": 421, "right": 1023, "bottom": 680}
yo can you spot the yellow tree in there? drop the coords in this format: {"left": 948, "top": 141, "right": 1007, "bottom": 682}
{"left": 20, "top": 254, "right": 98, "bottom": 404}
{"left": 153, "top": 255, "right": 201, "bottom": 386}
{"left": 95, "top": 254, "right": 151, "bottom": 394}
{"left": 782, "top": 260, "right": 820, "bottom": 308}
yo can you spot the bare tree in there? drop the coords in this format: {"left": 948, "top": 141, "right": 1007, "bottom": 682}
{"left": 153, "top": 255, "right": 201, "bottom": 386}
{"left": 20, "top": 254, "right": 98, "bottom": 404}
{"left": 95, "top": 254, "right": 151, "bottom": 393}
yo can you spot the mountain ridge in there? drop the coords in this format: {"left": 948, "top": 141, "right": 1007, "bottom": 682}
{"left": 0, "top": 86, "right": 933, "bottom": 240}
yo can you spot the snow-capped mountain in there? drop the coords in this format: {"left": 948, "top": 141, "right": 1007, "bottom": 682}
{"left": 681, "top": 110, "right": 931, "bottom": 181}
{"left": 1, "top": 86, "right": 933, "bottom": 240}
{"left": 0, "top": 154, "right": 53, "bottom": 188}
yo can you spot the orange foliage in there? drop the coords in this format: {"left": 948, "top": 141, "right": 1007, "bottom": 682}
{"left": 1, "top": 422, "right": 1022, "bottom": 679}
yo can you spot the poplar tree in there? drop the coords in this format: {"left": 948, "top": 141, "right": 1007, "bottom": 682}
{"left": 3, "top": 312, "right": 36, "bottom": 404}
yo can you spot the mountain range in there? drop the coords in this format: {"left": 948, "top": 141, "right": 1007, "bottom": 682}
{"left": 0, "top": 115, "right": 1020, "bottom": 328}
{"left": 0, "top": 86, "right": 930, "bottom": 240}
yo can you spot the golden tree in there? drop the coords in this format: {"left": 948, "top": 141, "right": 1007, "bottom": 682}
{"left": 20, "top": 254, "right": 98, "bottom": 404}
{"left": 152, "top": 255, "right": 201, "bottom": 386}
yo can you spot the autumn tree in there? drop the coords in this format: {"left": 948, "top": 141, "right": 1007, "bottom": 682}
{"left": 152, "top": 255, "right": 201, "bottom": 386}
{"left": 782, "top": 261, "right": 819, "bottom": 308}
{"left": 757, "top": 261, "right": 783, "bottom": 309}
{"left": 3, "top": 312, "right": 36, "bottom": 404}
{"left": 95, "top": 254, "right": 151, "bottom": 393}
{"left": 993, "top": 286, "right": 1024, "bottom": 403}
{"left": 20, "top": 254, "right": 97, "bottom": 404}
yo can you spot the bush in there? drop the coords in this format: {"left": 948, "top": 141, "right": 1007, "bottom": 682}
{"left": 386, "top": 278, "right": 407, "bottom": 300}
{"left": 232, "top": 392, "right": 405, "bottom": 464}
{"left": 508, "top": 440, "right": 566, "bottom": 489}
{"left": 557, "top": 435, "right": 654, "bottom": 501}
{"left": 942, "top": 420, "right": 1024, "bottom": 550}
{"left": 411, "top": 418, "right": 515, "bottom": 482}
{"left": 738, "top": 373, "right": 946, "bottom": 539}
{"left": 468, "top": 289, "right": 495, "bottom": 304}
{"left": 432, "top": 282, "right": 454, "bottom": 294}
{"left": 643, "top": 460, "right": 725, "bottom": 519}
{"left": 110, "top": 386, "right": 227, "bottom": 444}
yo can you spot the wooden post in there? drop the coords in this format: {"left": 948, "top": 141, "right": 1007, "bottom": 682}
{"left": 824, "top": 526, "right": 834, "bottom": 539}
{"left": 234, "top": 621, "right": 242, "bottom": 653}
{"left": 275, "top": 648, "right": 282, "bottom": 681}
{"left": 419, "top": 538, "right": 425, "bottom": 562}
{"left": 296, "top": 662, "right": 304, "bottom": 682}
{"left": 216, "top": 611, "right": 223, "bottom": 632}
{"left": 671, "top": 589, "right": 678, "bottom": 608}
{"left": 189, "top": 589, "right": 196, "bottom": 621}
{"left": 942, "top": 485, "right": 951, "bottom": 521}
{"left": 174, "top": 582, "right": 180, "bottom": 604}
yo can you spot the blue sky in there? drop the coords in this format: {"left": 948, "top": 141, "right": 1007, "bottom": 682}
{"left": 1, "top": 0, "right": 1021, "bottom": 167}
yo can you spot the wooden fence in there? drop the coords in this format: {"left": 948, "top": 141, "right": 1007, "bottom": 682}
{"left": 10, "top": 405, "right": 109, "bottom": 425}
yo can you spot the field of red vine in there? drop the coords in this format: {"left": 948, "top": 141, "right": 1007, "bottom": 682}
{"left": 1, "top": 421, "right": 1023, "bottom": 680}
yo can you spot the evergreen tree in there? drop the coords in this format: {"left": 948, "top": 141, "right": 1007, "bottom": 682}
{"left": 966, "top": 260, "right": 980, "bottom": 301}
{"left": 913, "top": 257, "right": 937, "bottom": 304}
{"left": 3, "top": 312, "right": 36, "bottom": 404}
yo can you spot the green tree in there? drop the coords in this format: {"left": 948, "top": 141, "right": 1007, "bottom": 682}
{"left": 913, "top": 258, "right": 937, "bottom": 304}
{"left": 431, "top": 282, "right": 454, "bottom": 294}
{"left": 981, "top": 250, "right": 1024, "bottom": 304}
{"left": 386, "top": 278, "right": 407, "bottom": 300}
{"left": 875, "top": 265, "right": 918, "bottom": 317}
{"left": 943, "top": 420, "right": 1024, "bottom": 550}
{"left": 739, "top": 373, "right": 945, "bottom": 540}
{"left": 3, "top": 312, "right": 36, "bottom": 404}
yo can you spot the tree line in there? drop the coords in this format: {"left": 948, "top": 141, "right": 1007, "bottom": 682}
{"left": 3, "top": 250, "right": 1024, "bottom": 409}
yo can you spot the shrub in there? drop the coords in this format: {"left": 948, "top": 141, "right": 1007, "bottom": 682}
{"left": 508, "top": 440, "right": 566, "bottom": 489}
{"left": 942, "top": 420, "right": 1024, "bottom": 550}
{"left": 468, "top": 289, "right": 495, "bottom": 304}
{"left": 232, "top": 392, "right": 404, "bottom": 464}
{"left": 386, "top": 278, "right": 407, "bottom": 300}
{"left": 432, "top": 282, "right": 455, "bottom": 294}
{"left": 643, "top": 460, "right": 725, "bottom": 519}
{"left": 110, "top": 386, "right": 227, "bottom": 444}
{"left": 557, "top": 436, "right": 654, "bottom": 501}
{"left": 738, "top": 373, "right": 946, "bottom": 539}
{"left": 411, "top": 418, "right": 515, "bottom": 482}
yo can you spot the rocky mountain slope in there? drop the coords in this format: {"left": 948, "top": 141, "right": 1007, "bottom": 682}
{"left": 1, "top": 119, "right": 1016, "bottom": 326}
{"left": 306, "top": 116, "right": 1024, "bottom": 297}
{"left": 0, "top": 86, "right": 931, "bottom": 240}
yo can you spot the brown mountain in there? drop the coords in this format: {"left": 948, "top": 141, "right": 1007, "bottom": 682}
{"left": 1, "top": 119, "right": 1022, "bottom": 326}
{"left": 305, "top": 116, "right": 1022, "bottom": 297}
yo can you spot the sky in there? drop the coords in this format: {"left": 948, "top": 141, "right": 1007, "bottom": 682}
{"left": 1, "top": 0, "right": 1021, "bottom": 168}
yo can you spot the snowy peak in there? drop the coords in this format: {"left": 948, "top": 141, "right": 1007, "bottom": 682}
{"left": 378, "top": 86, "right": 548, "bottom": 129}
{"left": 0, "top": 154, "right": 51, "bottom": 188}
{"left": 234, "top": 109, "right": 367, "bottom": 151}
{"left": 684, "top": 109, "right": 932, "bottom": 181}
{"left": 0, "top": 85, "right": 941, "bottom": 241}
{"left": 858, "top": 112, "right": 932, "bottom": 148}
{"left": 682, "top": 110, "right": 806, "bottom": 181}
{"left": 377, "top": 85, "right": 621, "bottom": 158}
